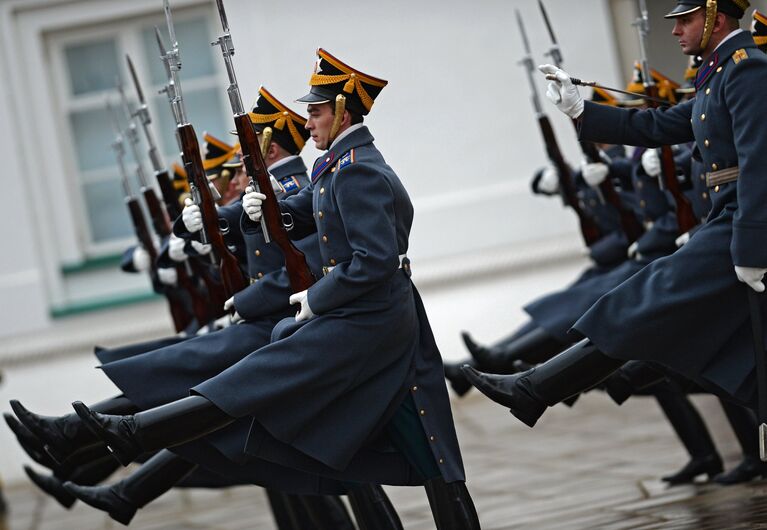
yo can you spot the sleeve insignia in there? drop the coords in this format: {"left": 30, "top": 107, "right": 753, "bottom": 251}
{"left": 732, "top": 48, "right": 749, "bottom": 64}
{"left": 279, "top": 176, "right": 300, "bottom": 193}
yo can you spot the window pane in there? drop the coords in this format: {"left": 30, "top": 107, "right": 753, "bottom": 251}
{"left": 65, "top": 39, "right": 120, "bottom": 96}
{"left": 152, "top": 87, "right": 230, "bottom": 156}
{"left": 82, "top": 178, "right": 134, "bottom": 242}
{"left": 142, "top": 18, "right": 216, "bottom": 86}
{"left": 69, "top": 107, "right": 119, "bottom": 172}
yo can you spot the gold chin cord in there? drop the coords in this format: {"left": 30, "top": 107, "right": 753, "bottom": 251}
{"left": 260, "top": 127, "right": 273, "bottom": 158}
{"left": 700, "top": 0, "right": 717, "bottom": 50}
{"left": 328, "top": 94, "right": 346, "bottom": 142}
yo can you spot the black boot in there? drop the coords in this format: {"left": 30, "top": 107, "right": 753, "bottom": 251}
{"left": 654, "top": 384, "right": 722, "bottom": 485}
{"left": 9, "top": 396, "right": 135, "bottom": 464}
{"left": 301, "top": 494, "right": 357, "bottom": 530}
{"left": 462, "top": 340, "right": 624, "bottom": 427}
{"left": 25, "top": 465, "right": 76, "bottom": 509}
{"left": 714, "top": 401, "right": 767, "bottom": 484}
{"left": 509, "top": 361, "right": 580, "bottom": 408}
{"left": 463, "top": 328, "right": 564, "bottom": 372}
{"left": 347, "top": 484, "right": 403, "bottom": 530}
{"left": 424, "top": 478, "right": 480, "bottom": 530}
{"left": 63, "top": 450, "right": 197, "bottom": 526}
{"left": 604, "top": 361, "right": 667, "bottom": 405}
{"left": 73, "top": 395, "right": 234, "bottom": 466}
{"left": 443, "top": 360, "right": 475, "bottom": 397}
{"left": 24, "top": 453, "right": 120, "bottom": 509}
{"left": 5, "top": 413, "right": 58, "bottom": 469}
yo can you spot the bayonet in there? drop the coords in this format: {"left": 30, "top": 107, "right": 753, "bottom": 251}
{"left": 538, "top": 0, "right": 563, "bottom": 68}
{"left": 156, "top": 9, "right": 187, "bottom": 126}
{"left": 107, "top": 100, "right": 132, "bottom": 198}
{"left": 516, "top": 10, "right": 543, "bottom": 116}
{"left": 116, "top": 79, "right": 151, "bottom": 190}
{"left": 126, "top": 55, "right": 165, "bottom": 174}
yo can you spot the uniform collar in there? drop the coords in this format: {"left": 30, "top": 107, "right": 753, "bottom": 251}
{"left": 311, "top": 126, "right": 374, "bottom": 182}
{"left": 695, "top": 31, "right": 757, "bottom": 90}
{"left": 329, "top": 123, "right": 365, "bottom": 150}
{"left": 269, "top": 155, "right": 307, "bottom": 179}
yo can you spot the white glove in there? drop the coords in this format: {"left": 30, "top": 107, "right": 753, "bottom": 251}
{"left": 539, "top": 64, "right": 584, "bottom": 119}
{"left": 168, "top": 235, "right": 187, "bottom": 262}
{"left": 190, "top": 240, "right": 212, "bottom": 255}
{"left": 627, "top": 241, "right": 641, "bottom": 259}
{"left": 132, "top": 246, "right": 151, "bottom": 273}
{"left": 289, "top": 290, "right": 315, "bottom": 322}
{"left": 243, "top": 186, "right": 266, "bottom": 222}
{"left": 675, "top": 232, "right": 690, "bottom": 248}
{"left": 182, "top": 198, "right": 203, "bottom": 233}
{"left": 223, "top": 296, "right": 243, "bottom": 324}
{"left": 538, "top": 166, "right": 559, "bottom": 194}
{"left": 157, "top": 267, "right": 178, "bottom": 286}
{"left": 581, "top": 161, "right": 609, "bottom": 187}
{"left": 641, "top": 149, "right": 662, "bottom": 177}
{"left": 735, "top": 266, "right": 767, "bottom": 293}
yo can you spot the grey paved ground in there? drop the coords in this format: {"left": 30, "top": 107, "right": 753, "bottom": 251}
{"left": 2, "top": 255, "right": 767, "bottom": 528}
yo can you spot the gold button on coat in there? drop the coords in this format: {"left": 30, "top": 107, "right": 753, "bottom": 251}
{"left": 714, "top": 185, "right": 720, "bottom": 193}
{"left": 704, "top": 139, "right": 710, "bottom": 147}
{"left": 699, "top": 174, "right": 705, "bottom": 181}
{"left": 419, "top": 409, "right": 426, "bottom": 416}
{"left": 702, "top": 192, "right": 708, "bottom": 200}
{"left": 322, "top": 235, "right": 328, "bottom": 243}
{"left": 255, "top": 249, "right": 261, "bottom": 257}
{"left": 429, "top": 435, "right": 436, "bottom": 442}
{"left": 319, "top": 187, "right": 325, "bottom": 194}
{"left": 716, "top": 66, "right": 723, "bottom": 73}
{"left": 439, "top": 458, "right": 444, "bottom": 464}
{"left": 318, "top": 211, "right": 324, "bottom": 219}
{"left": 639, "top": 200, "right": 646, "bottom": 208}
{"left": 257, "top": 272, "right": 264, "bottom": 278}
{"left": 411, "top": 386, "right": 418, "bottom": 392}
{"left": 329, "top": 258, "right": 336, "bottom": 265}
{"left": 705, "top": 88, "right": 711, "bottom": 95}
{"left": 712, "top": 163, "right": 718, "bottom": 170}
{"left": 700, "top": 114, "right": 706, "bottom": 121}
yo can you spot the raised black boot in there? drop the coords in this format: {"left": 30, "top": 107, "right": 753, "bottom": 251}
{"left": 462, "top": 339, "right": 624, "bottom": 427}
{"left": 24, "top": 455, "right": 119, "bottom": 509}
{"left": 443, "top": 360, "right": 475, "bottom": 397}
{"left": 464, "top": 328, "right": 564, "bottom": 373}
{"left": 347, "top": 484, "right": 403, "bottom": 530}
{"left": 424, "top": 478, "right": 481, "bottom": 530}
{"left": 603, "top": 361, "right": 667, "bottom": 405}
{"left": 73, "top": 395, "right": 234, "bottom": 466}
{"left": 653, "top": 384, "right": 722, "bottom": 485}
{"left": 10, "top": 396, "right": 135, "bottom": 464}
{"left": 63, "top": 449, "right": 197, "bottom": 525}
{"left": 714, "top": 401, "right": 767, "bottom": 484}
{"left": 5, "top": 413, "right": 58, "bottom": 470}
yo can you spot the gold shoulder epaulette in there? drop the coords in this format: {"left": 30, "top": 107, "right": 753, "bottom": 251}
{"left": 732, "top": 48, "right": 749, "bottom": 64}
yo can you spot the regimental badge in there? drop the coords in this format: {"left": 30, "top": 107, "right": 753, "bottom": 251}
{"left": 279, "top": 176, "right": 300, "bottom": 193}
{"left": 732, "top": 48, "right": 749, "bottom": 64}
{"left": 337, "top": 149, "right": 355, "bottom": 171}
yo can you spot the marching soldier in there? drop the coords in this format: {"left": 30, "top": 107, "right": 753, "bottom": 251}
{"left": 463, "top": 0, "right": 767, "bottom": 433}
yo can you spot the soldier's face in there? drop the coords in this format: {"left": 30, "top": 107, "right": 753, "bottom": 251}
{"left": 672, "top": 10, "right": 705, "bottom": 55}
{"left": 306, "top": 103, "right": 334, "bottom": 150}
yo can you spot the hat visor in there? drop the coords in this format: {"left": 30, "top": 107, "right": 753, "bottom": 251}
{"left": 664, "top": 4, "right": 702, "bottom": 18}
{"left": 295, "top": 91, "right": 331, "bottom": 105}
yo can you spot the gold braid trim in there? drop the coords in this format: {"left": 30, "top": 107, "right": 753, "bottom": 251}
{"left": 310, "top": 72, "right": 377, "bottom": 111}
{"left": 248, "top": 111, "right": 306, "bottom": 151}
{"left": 329, "top": 94, "right": 346, "bottom": 141}
{"left": 701, "top": 0, "right": 717, "bottom": 50}
{"left": 755, "top": 35, "right": 767, "bottom": 45}
{"left": 203, "top": 133, "right": 235, "bottom": 153}
{"left": 732, "top": 0, "right": 750, "bottom": 11}
{"left": 203, "top": 145, "right": 240, "bottom": 171}
{"left": 755, "top": 10, "right": 767, "bottom": 25}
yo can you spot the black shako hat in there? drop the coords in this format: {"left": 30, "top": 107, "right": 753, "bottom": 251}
{"left": 248, "top": 87, "right": 309, "bottom": 155}
{"left": 665, "top": 0, "right": 750, "bottom": 20}
{"left": 202, "top": 133, "right": 238, "bottom": 180}
{"left": 296, "top": 48, "right": 388, "bottom": 116}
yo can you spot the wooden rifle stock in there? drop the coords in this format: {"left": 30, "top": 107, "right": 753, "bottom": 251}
{"left": 577, "top": 131, "right": 644, "bottom": 243}
{"left": 177, "top": 123, "right": 247, "bottom": 299}
{"left": 644, "top": 85, "right": 698, "bottom": 234}
{"left": 233, "top": 113, "right": 315, "bottom": 292}
{"left": 538, "top": 115, "right": 602, "bottom": 246}
{"left": 126, "top": 197, "right": 190, "bottom": 331}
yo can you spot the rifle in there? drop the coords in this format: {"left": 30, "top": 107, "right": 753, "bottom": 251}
{"left": 121, "top": 62, "right": 214, "bottom": 325}
{"left": 538, "top": 0, "right": 644, "bottom": 243}
{"left": 155, "top": 0, "right": 247, "bottom": 300}
{"left": 516, "top": 10, "right": 601, "bottom": 247}
{"left": 635, "top": 0, "right": 698, "bottom": 234}
{"left": 108, "top": 101, "right": 190, "bottom": 332}
{"left": 211, "top": 0, "right": 315, "bottom": 293}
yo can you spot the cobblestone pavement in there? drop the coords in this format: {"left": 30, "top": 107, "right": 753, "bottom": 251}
{"left": 2, "top": 390, "right": 767, "bottom": 529}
